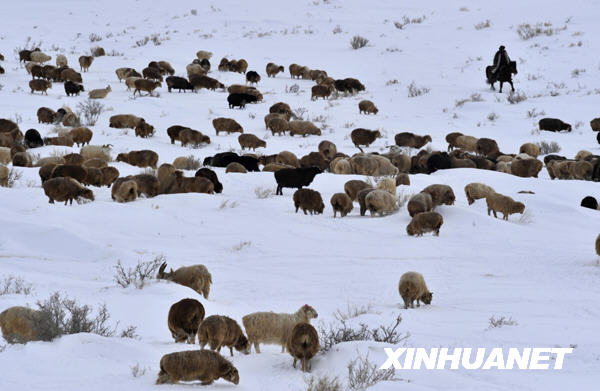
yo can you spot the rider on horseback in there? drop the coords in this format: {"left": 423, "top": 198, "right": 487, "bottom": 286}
{"left": 491, "top": 45, "right": 511, "bottom": 76}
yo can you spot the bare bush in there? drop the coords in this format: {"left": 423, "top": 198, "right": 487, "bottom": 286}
{"left": 394, "top": 15, "right": 426, "bottom": 29}
{"left": 2, "top": 168, "right": 23, "bottom": 188}
{"left": 285, "top": 84, "right": 300, "bottom": 94}
{"left": 507, "top": 90, "right": 527, "bottom": 104}
{"left": 77, "top": 99, "right": 105, "bottom": 126}
{"left": 527, "top": 108, "right": 545, "bottom": 118}
{"left": 334, "top": 304, "right": 375, "bottom": 321}
{"left": 536, "top": 141, "right": 561, "bottom": 154}
{"left": 0, "top": 275, "right": 32, "bottom": 295}
{"left": 13, "top": 37, "right": 43, "bottom": 62}
{"left": 89, "top": 33, "right": 102, "bottom": 42}
{"left": 474, "top": 20, "right": 491, "bottom": 30}
{"left": 350, "top": 35, "right": 369, "bottom": 50}
{"left": 305, "top": 375, "right": 342, "bottom": 391}
{"left": 114, "top": 256, "right": 164, "bottom": 289}
{"left": 130, "top": 363, "right": 148, "bottom": 378}
{"left": 488, "top": 315, "right": 518, "bottom": 329}
{"left": 571, "top": 68, "right": 585, "bottom": 78}
{"left": 396, "top": 190, "right": 413, "bottom": 209}
{"left": 517, "top": 22, "right": 566, "bottom": 40}
{"left": 347, "top": 353, "right": 396, "bottom": 390}
{"left": 333, "top": 25, "right": 342, "bottom": 34}
{"left": 120, "top": 325, "right": 139, "bottom": 339}
{"left": 255, "top": 186, "right": 275, "bottom": 199}
{"left": 487, "top": 112, "right": 499, "bottom": 121}
{"left": 180, "top": 155, "right": 202, "bottom": 170}
{"left": 407, "top": 81, "right": 430, "bottom": 97}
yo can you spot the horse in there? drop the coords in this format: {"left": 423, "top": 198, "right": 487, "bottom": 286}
{"left": 486, "top": 61, "right": 517, "bottom": 93}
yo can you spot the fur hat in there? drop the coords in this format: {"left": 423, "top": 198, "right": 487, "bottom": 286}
{"left": 499, "top": 45, "right": 505, "bottom": 50}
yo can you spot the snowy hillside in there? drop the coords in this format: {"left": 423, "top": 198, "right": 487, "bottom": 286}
{"left": 1, "top": 0, "right": 599, "bottom": 390}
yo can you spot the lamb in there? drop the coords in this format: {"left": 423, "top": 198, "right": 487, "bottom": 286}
{"left": 311, "top": 85, "right": 333, "bottom": 100}
{"left": 111, "top": 179, "right": 138, "bottom": 202}
{"left": 179, "top": 129, "right": 210, "bottom": 147}
{"left": 276, "top": 151, "right": 300, "bottom": 167}
{"left": 580, "top": 196, "right": 597, "bottom": 210}
{"left": 519, "top": 143, "right": 541, "bottom": 158}
{"left": 43, "top": 177, "right": 94, "bottom": 205}
{"left": 246, "top": 70, "right": 261, "bottom": 85}
{"left": 407, "top": 192, "right": 433, "bottom": 217}
{"left": 242, "top": 305, "right": 319, "bottom": 353}
{"left": 365, "top": 189, "right": 396, "bottom": 216}
{"left": 51, "top": 164, "right": 88, "bottom": 183}
{"left": 486, "top": 193, "right": 525, "bottom": 220}
{"left": 238, "top": 134, "right": 266, "bottom": 150}
{"left": 156, "top": 350, "right": 239, "bottom": 386}
{"left": 539, "top": 118, "right": 572, "bottom": 132}
{"left": 88, "top": 85, "right": 111, "bottom": 99}
{"left": 406, "top": 211, "right": 444, "bottom": 236}
{"left": 190, "top": 75, "right": 224, "bottom": 91}
{"left": 30, "top": 51, "right": 51, "bottom": 64}
{"left": 69, "top": 127, "right": 93, "bottom": 146}
{"left": 197, "top": 315, "right": 250, "bottom": 356}
{"left": 12, "top": 152, "right": 32, "bottom": 167}
{"left": 358, "top": 100, "right": 378, "bottom": 114}
{"left": 29, "top": 79, "right": 51, "bottom": 94}
{"left": 289, "top": 121, "right": 321, "bottom": 137}
{"left": 213, "top": 118, "right": 243, "bottom": 135}
{"left": 464, "top": 183, "right": 495, "bottom": 205}
{"left": 275, "top": 167, "right": 321, "bottom": 195}
{"left": 318, "top": 140, "right": 337, "bottom": 160}
{"left": 394, "top": 132, "right": 432, "bottom": 149}
{"left": 157, "top": 262, "right": 212, "bottom": 299}
{"left": 78, "top": 55, "right": 93, "bottom": 72}
{"left": 398, "top": 272, "right": 433, "bottom": 309}
{"left": 37, "top": 107, "right": 56, "bottom": 124}
{"left": 168, "top": 298, "right": 205, "bottom": 344}
{"left": 287, "top": 323, "right": 319, "bottom": 372}
{"left": 166, "top": 76, "right": 194, "bottom": 93}
{"left": 351, "top": 128, "right": 381, "bottom": 149}
{"left": 421, "top": 184, "right": 455, "bottom": 208}
{"left": 100, "top": 166, "right": 119, "bottom": 187}
{"left": 195, "top": 168, "right": 223, "bottom": 193}
{"left": 266, "top": 62, "right": 284, "bottom": 77}
{"left": 0, "top": 306, "right": 43, "bottom": 343}
{"left": 116, "top": 150, "right": 159, "bottom": 169}
{"left": 293, "top": 188, "right": 325, "bottom": 215}
{"left": 24, "top": 128, "right": 44, "bottom": 148}
{"left": 510, "top": 158, "right": 543, "bottom": 178}
{"left": 330, "top": 193, "right": 353, "bottom": 217}
{"left": 80, "top": 144, "right": 112, "bottom": 161}
{"left": 133, "top": 79, "right": 161, "bottom": 96}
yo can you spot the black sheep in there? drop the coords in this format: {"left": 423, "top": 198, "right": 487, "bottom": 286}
{"left": 543, "top": 154, "right": 567, "bottom": 165}
{"left": 204, "top": 152, "right": 260, "bottom": 172}
{"left": 597, "top": 132, "right": 600, "bottom": 145}
{"left": 195, "top": 168, "right": 223, "bottom": 193}
{"left": 246, "top": 70, "right": 260, "bottom": 85}
{"left": 64, "top": 80, "right": 84, "bottom": 96}
{"left": 274, "top": 167, "right": 321, "bottom": 195}
{"left": 426, "top": 152, "right": 451, "bottom": 174}
{"left": 538, "top": 118, "right": 572, "bottom": 132}
{"left": 227, "top": 93, "right": 257, "bottom": 109}
{"left": 0, "top": 65, "right": 4, "bottom": 74}
{"left": 24, "top": 129, "right": 44, "bottom": 148}
{"left": 200, "top": 58, "right": 211, "bottom": 72}
{"left": 166, "top": 76, "right": 194, "bottom": 93}
{"left": 581, "top": 196, "right": 598, "bottom": 210}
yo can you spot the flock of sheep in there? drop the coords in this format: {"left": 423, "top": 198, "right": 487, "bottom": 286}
{"left": 0, "top": 41, "right": 599, "bottom": 386}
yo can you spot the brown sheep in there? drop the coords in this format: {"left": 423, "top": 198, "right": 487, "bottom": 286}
{"left": 100, "top": 166, "right": 119, "bottom": 187}
{"left": 396, "top": 173, "right": 410, "bottom": 186}
{"left": 406, "top": 211, "right": 444, "bottom": 236}
{"left": 82, "top": 167, "right": 103, "bottom": 187}
{"left": 111, "top": 179, "right": 138, "bottom": 202}
{"left": 142, "top": 66, "right": 163, "bottom": 81}
{"left": 311, "top": 84, "right": 332, "bottom": 100}
{"left": 43, "top": 177, "right": 94, "bottom": 205}
{"left": 289, "top": 121, "right": 321, "bottom": 137}
{"left": 39, "top": 163, "right": 58, "bottom": 183}
{"left": 445, "top": 132, "right": 464, "bottom": 151}
{"left": 168, "top": 298, "right": 205, "bottom": 344}
{"left": 115, "top": 67, "right": 140, "bottom": 82}
{"left": 407, "top": 192, "right": 433, "bottom": 217}
{"left": 37, "top": 107, "right": 56, "bottom": 124}
{"left": 293, "top": 188, "right": 325, "bottom": 215}
{"left": 262, "top": 163, "right": 293, "bottom": 172}
{"left": 109, "top": 114, "right": 142, "bottom": 129}
{"left": 125, "top": 76, "right": 143, "bottom": 91}
{"left": 246, "top": 71, "right": 261, "bottom": 85}
{"left": 570, "top": 160, "right": 593, "bottom": 180}
{"left": 180, "top": 129, "right": 210, "bottom": 147}
{"left": 287, "top": 323, "right": 319, "bottom": 372}
{"left": 519, "top": 143, "right": 541, "bottom": 158}
{"left": 226, "top": 162, "right": 247, "bottom": 173}
{"left": 486, "top": 193, "right": 525, "bottom": 220}
{"left": 358, "top": 100, "right": 378, "bottom": 114}
{"left": 398, "top": 272, "right": 433, "bottom": 309}
{"left": 421, "top": 184, "right": 456, "bottom": 207}
{"left": 394, "top": 132, "right": 432, "bottom": 149}
{"left": 157, "top": 262, "right": 212, "bottom": 299}
{"left": 299, "top": 152, "right": 327, "bottom": 171}
{"left": 196, "top": 50, "right": 213, "bottom": 61}
{"left": 29, "top": 79, "right": 51, "bottom": 94}
{"left": 63, "top": 152, "right": 85, "bottom": 164}
{"left": 331, "top": 158, "right": 352, "bottom": 174}
{"left": 116, "top": 150, "right": 158, "bottom": 169}
{"left": 269, "top": 102, "right": 293, "bottom": 120}
{"left": 242, "top": 305, "right": 319, "bottom": 353}
{"left": 289, "top": 63, "right": 306, "bottom": 79}
{"left": 156, "top": 350, "right": 239, "bottom": 386}
{"left": 12, "top": 152, "right": 32, "bottom": 167}
{"left": 190, "top": 75, "right": 224, "bottom": 91}
{"left": 454, "top": 135, "right": 478, "bottom": 153}
{"left": 357, "top": 188, "right": 376, "bottom": 216}
{"left": 344, "top": 180, "right": 372, "bottom": 201}
{"left": 51, "top": 164, "right": 88, "bottom": 183}
{"left": 266, "top": 62, "right": 284, "bottom": 77}
{"left": 238, "top": 134, "right": 266, "bottom": 150}
{"left": 349, "top": 154, "right": 398, "bottom": 176}
{"left": 134, "top": 79, "right": 161, "bottom": 96}
{"left": 60, "top": 68, "right": 82, "bottom": 83}
{"left": 61, "top": 112, "right": 80, "bottom": 127}
{"left": 171, "top": 171, "right": 214, "bottom": 193}
{"left": 330, "top": 193, "right": 353, "bottom": 217}
{"left": 78, "top": 55, "right": 93, "bottom": 72}
{"left": 88, "top": 85, "right": 111, "bottom": 99}
{"left": 365, "top": 189, "right": 396, "bottom": 216}
{"left": 318, "top": 140, "right": 337, "bottom": 160}
{"left": 464, "top": 183, "right": 495, "bottom": 205}
{"left": 264, "top": 112, "right": 286, "bottom": 129}
{"left": 55, "top": 55, "right": 67, "bottom": 67}
{"left": 83, "top": 158, "right": 107, "bottom": 169}
{"left": 79, "top": 144, "right": 112, "bottom": 162}
{"left": 0, "top": 306, "right": 43, "bottom": 343}
{"left": 351, "top": 128, "right": 381, "bottom": 149}
{"left": 0, "top": 165, "right": 9, "bottom": 186}
{"left": 476, "top": 138, "right": 500, "bottom": 157}
{"left": 213, "top": 118, "right": 243, "bottom": 135}
{"left": 44, "top": 135, "right": 74, "bottom": 147}
{"left": 0, "top": 147, "right": 11, "bottom": 164}
{"left": 197, "top": 315, "right": 250, "bottom": 356}
{"left": 268, "top": 117, "right": 289, "bottom": 136}
{"left": 0, "top": 129, "right": 23, "bottom": 148}
{"left": 277, "top": 151, "right": 300, "bottom": 167}
{"left": 135, "top": 120, "right": 155, "bottom": 138}
{"left": 69, "top": 127, "right": 93, "bottom": 146}
{"left": 511, "top": 158, "right": 543, "bottom": 178}
{"left": 167, "top": 125, "right": 189, "bottom": 144}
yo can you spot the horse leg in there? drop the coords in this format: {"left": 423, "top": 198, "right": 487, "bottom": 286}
{"left": 510, "top": 80, "right": 514, "bottom": 92}
{"left": 499, "top": 81, "right": 503, "bottom": 93}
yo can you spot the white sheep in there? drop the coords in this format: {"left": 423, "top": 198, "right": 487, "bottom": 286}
{"left": 80, "top": 145, "right": 112, "bottom": 162}
{"left": 365, "top": 189, "right": 396, "bottom": 216}
{"left": 88, "top": 85, "right": 111, "bottom": 99}
{"left": 377, "top": 177, "right": 397, "bottom": 196}
{"left": 398, "top": 272, "right": 433, "bottom": 309}
{"left": 30, "top": 51, "right": 51, "bottom": 64}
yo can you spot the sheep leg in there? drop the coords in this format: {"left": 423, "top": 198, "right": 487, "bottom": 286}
{"left": 410, "top": 300, "right": 415, "bottom": 309}
{"left": 416, "top": 299, "right": 421, "bottom": 307}
{"left": 492, "top": 210, "right": 497, "bottom": 218}
{"left": 254, "top": 342, "right": 261, "bottom": 353}
{"left": 293, "top": 358, "right": 297, "bottom": 368}
{"left": 487, "top": 207, "right": 491, "bottom": 216}
{"left": 229, "top": 347, "right": 234, "bottom": 356}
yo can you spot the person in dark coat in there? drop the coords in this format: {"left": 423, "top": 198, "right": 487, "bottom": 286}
{"left": 491, "top": 45, "right": 511, "bottom": 76}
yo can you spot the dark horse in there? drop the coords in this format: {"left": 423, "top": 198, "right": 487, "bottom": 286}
{"left": 486, "top": 61, "right": 517, "bottom": 93}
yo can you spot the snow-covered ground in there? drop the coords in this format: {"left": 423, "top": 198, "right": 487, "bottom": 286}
{"left": 1, "top": 0, "right": 599, "bottom": 390}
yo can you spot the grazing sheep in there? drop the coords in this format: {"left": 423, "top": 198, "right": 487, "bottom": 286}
{"left": 187, "top": 64, "right": 207, "bottom": 79}
{"left": 91, "top": 47, "right": 105, "bottom": 57}
{"left": 276, "top": 151, "right": 300, "bottom": 168}
{"left": 0, "top": 129, "right": 23, "bottom": 148}
{"left": 407, "top": 211, "right": 444, "bottom": 236}
{"left": 0, "top": 147, "right": 11, "bottom": 164}
{"left": 570, "top": 160, "right": 593, "bottom": 180}
{"left": 179, "top": 129, "right": 210, "bottom": 147}
{"left": 100, "top": 166, "right": 119, "bottom": 187}
{"left": 43, "top": 177, "right": 94, "bottom": 205}
{"left": 377, "top": 177, "right": 397, "bottom": 196}
{"left": 287, "top": 323, "right": 319, "bottom": 372}
{"left": 135, "top": 119, "right": 155, "bottom": 138}
{"left": 334, "top": 78, "right": 365, "bottom": 94}
{"left": 590, "top": 118, "right": 600, "bottom": 132}
{"left": 60, "top": 68, "right": 82, "bottom": 83}
{"left": 275, "top": 167, "right": 321, "bottom": 195}
{"left": 196, "top": 50, "right": 213, "bottom": 61}
{"left": 29, "top": 79, "right": 51, "bottom": 94}
{"left": 351, "top": 128, "right": 381, "bottom": 149}
{"left": 166, "top": 76, "right": 194, "bottom": 93}
{"left": 358, "top": 100, "right": 378, "bottom": 114}
{"left": 197, "top": 315, "right": 250, "bottom": 356}
{"left": 55, "top": 54, "right": 68, "bottom": 67}
{"left": 289, "top": 63, "right": 305, "bottom": 78}
{"left": 263, "top": 163, "right": 292, "bottom": 172}
{"left": 78, "top": 55, "right": 93, "bottom": 72}
{"left": 293, "top": 188, "right": 324, "bottom": 215}
{"left": 24, "top": 129, "right": 44, "bottom": 148}
{"left": 264, "top": 113, "right": 286, "bottom": 129}
{"left": 519, "top": 143, "right": 541, "bottom": 158}
{"left": 454, "top": 135, "right": 479, "bottom": 153}
{"left": 0, "top": 306, "right": 43, "bottom": 343}
{"left": 398, "top": 272, "right": 433, "bottom": 309}
{"left": 0, "top": 165, "right": 8, "bottom": 186}
{"left": 238, "top": 134, "right": 266, "bottom": 150}
{"left": 226, "top": 162, "right": 247, "bottom": 173}
{"left": 157, "top": 262, "right": 212, "bottom": 298}
{"left": 213, "top": 118, "right": 243, "bottom": 135}
{"left": 37, "top": 107, "right": 56, "bottom": 124}
{"left": 167, "top": 125, "right": 188, "bottom": 144}
{"left": 82, "top": 167, "right": 103, "bottom": 187}
{"left": 396, "top": 173, "right": 410, "bottom": 186}
{"left": 330, "top": 193, "right": 353, "bottom": 217}
{"left": 228, "top": 59, "right": 248, "bottom": 73}
{"left": 511, "top": 158, "right": 543, "bottom": 178}
{"left": 39, "top": 163, "right": 59, "bottom": 183}
{"left": 349, "top": 154, "right": 398, "bottom": 176}
{"left": 12, "top": 152, "right": 32, "bottom": 167}
{"left": 464, "top": 183, "right": 495, "bottom": 205}
{"left": 311, "top": 85, "right": 333, "bottom": 100}
{"left": 31, "top": 51, "right": 51, "bottom": 64}
{"left": 204, "top": 152, "right": 259, "bottom": 171}
{"left": 421, "top": 184, "right": 456, "bottom": 207}
{"left": 142, "top": 66, "right": 163, "bottom": 81}
{"left": 365, "top": 189, "right": 396, "bottom": 216}
{"left": 134, "top": 79, "right": 161, "bottom": 96}
{"left": 269, "top": 102, "right": 293, "bottom": 120}
{"left": 168, "top": 298, "right": 205, "bottom": 344}
{"left": 111, "top": 179, "right": 138, "bottom": 202}
{"left": 344, "top": 180, "right": 372, "bottom": 201}
{"left": 318, "top": 140, "right": 337, "bottom": 160}
{"left": 63, "top": 80, "right": 84, "bottom": 96}
{"left": 125, "top": 76, "right": 142, "bottom": 91}
{"left": 80, "top": 144, "right": 112, "bottom": 161}
{"left": 242, "top": 305, "right": 318, "bottom": 353}
{"left": 43, "top": 134, "right": 74, "bottom": 147}
{"left": 227, "top": 93, "right": 258, "bottom": 109}
{"left": 246, "top": 70, "right": 261, "bottom": 85}
{"left": 394, "top": 132, "right": 432, "bottom": 149}
{"left": 445, "top": 132, "right": 464, "bottom": 151}
{"left": 51, "top": 164, "right": 87, "bottom": 183}
{"left": 61, "top": 112, "right": 80, "bottom": 127}
{"left": 225, "top": 84, "right": 263, "bottom": 99}
{"left": 69, "top": 127, "right": 93, "bottom": 146}
{"left": 190, "top": 75, "right": 224, "bottom": 91}
{"left": 266, "top": 62, "right": 284, "bottom": 77}
{"left": 88, "top": 85, "right": 111, "bottom": 99}
{"left": 82, "top": 158, "right": 107, "bottom": 169}
{"left": 268, "top": 117, "right": 289, "bottom": 136}
{"left": 496, "top": 161, "right": 512, "bottom": 174}
{"left": 116, "top": 150, "right": 158, "bottom": 169}
{"left": 300, "top": 152, "right": 327, "bottom": 171}
{"left": 289, "top": 121, "right": 321, "bottom": 137}
{"left": 156, "top": 350, "right": 239, "bottom": 386}
{"left": 575, "top": 150, "right": 592, "bottom": 161}
{"left": 195, "top": 168, "right": 223, "bottom": 193}
{"left": 332, "top": 158, "right": 352, "bottom": 174}
{"left": 539, "top": 118, "right": 572, "bottom": 132}
{"left": 407, "top": 192, "right": 433, "bottom": 217}
{"left": 486, "top": 193, "right": 525, "bottom": 220}
{"left": 580, "top": 196, "right": 597, "bottom": 210}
